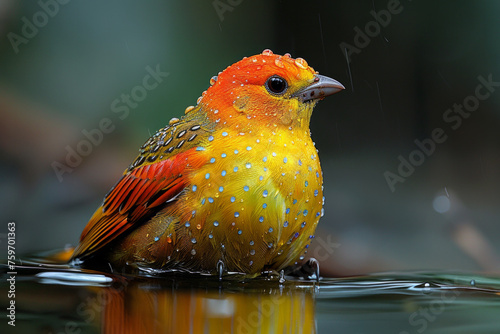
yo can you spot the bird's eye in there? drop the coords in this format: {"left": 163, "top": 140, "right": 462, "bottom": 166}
{"left": 265, "top": 75, "right": 288, "bottom": 95}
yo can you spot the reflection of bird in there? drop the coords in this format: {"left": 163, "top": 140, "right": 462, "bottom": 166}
{"left": 98, "top": 280, "right": 316, "bottom": 334}
{"left": 71, "top": 50, "right": 344, "bottom": 275}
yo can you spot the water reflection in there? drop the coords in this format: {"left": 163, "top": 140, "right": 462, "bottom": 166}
{"left": 2, "top": 261, "right": 500, "bottom": 334}
{"left": 6, "top": 266, "right": 317, "bottom": 333}
{"left": 95, "top": 278, "right": 315, "bottom": 334}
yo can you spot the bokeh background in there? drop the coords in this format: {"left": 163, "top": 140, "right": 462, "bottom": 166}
{"left": 1, "top": 0, "right": 499, "bottom": 276}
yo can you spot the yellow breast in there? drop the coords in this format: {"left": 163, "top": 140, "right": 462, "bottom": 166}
{"left": 173, "top": 126, "right": 323, "bottom": 274}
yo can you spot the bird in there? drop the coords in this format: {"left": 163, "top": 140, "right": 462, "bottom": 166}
{"left": 70, "top": 49, "right": 344, "bottom": 276}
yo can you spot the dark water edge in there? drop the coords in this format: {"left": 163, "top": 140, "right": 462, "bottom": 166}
{"left": 1, "top": 257, "right": 500, "bottom": 334}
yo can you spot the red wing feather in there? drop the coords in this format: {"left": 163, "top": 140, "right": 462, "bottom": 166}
{"left": 72, "top": 148, "right": 205, "bottom": 259}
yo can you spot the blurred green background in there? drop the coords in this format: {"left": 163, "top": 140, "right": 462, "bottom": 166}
{"left": 1, "top": 0, "right": 499, "bottom": 276}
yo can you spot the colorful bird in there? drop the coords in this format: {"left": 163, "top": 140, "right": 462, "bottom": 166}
{"left": 71, "top": 50, "right": 344, "bottom": 276}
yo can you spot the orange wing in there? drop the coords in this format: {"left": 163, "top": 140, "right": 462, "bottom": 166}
{"left": 71, "top": 148, "right": 206, "bottom": 260}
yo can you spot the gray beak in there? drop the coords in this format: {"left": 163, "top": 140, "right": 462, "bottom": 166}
{"left": 294, "top": 74, "right": 345, "bottom": 102}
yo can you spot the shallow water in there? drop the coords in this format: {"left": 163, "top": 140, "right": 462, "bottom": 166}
{"left": 1, "top": 256, "right": 500, "bottom": 334}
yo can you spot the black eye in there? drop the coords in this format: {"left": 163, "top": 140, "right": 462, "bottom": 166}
{"left": 265, "top": 75, "right": 288, "bottom": 95}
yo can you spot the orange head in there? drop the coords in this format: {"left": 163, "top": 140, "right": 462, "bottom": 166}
{"left": 198, "top": 49, "right": 344, "bottom": 130}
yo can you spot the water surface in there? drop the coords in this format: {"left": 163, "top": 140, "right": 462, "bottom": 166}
{"left": 1, "top": 257, "right": 499, "bottom": 333}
